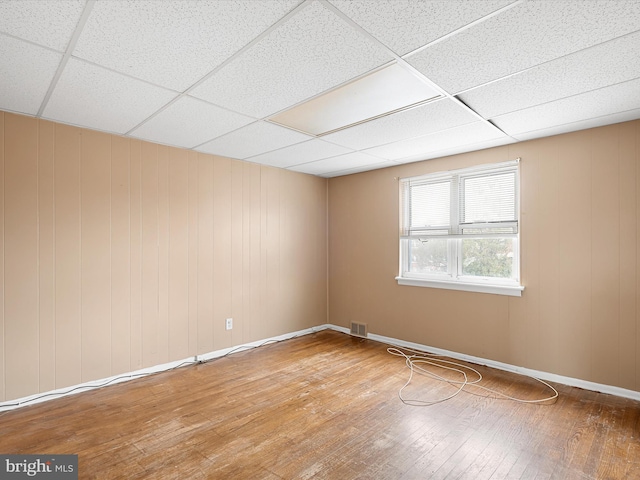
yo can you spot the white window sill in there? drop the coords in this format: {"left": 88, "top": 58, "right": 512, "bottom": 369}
{"left": 396, "top": 277, "right": 524, "bottom": 297}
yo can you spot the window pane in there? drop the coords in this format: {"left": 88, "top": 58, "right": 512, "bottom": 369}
{"left": 461, "top": 238, "right": 514, "bottom": 279}
{"left": 408, "top": 238, "right": 448, "bottom": 274}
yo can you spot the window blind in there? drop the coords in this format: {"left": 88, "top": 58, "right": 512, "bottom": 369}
{"left": 400, "top": 160, "right": 519, "bottom": 239}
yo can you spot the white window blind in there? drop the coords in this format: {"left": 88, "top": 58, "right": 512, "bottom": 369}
{"left": 400, "top": 160, "right": 519, "bottom": 240}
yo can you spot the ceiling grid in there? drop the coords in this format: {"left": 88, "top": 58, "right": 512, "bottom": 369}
{"left": 0, "top": 0, "right": 639, "bottom": 177}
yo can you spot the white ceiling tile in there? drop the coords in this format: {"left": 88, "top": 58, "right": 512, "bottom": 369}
{"left": 512, "top": 109, "right": 640, "bottom": 142}
{"left": 390, "top": 136, "right": 516, "bottom": 166}
{"left": 320, "top": 160, "right": 397, "bottom": 178}
{"left": 130, "top": 96, "right": 255, "bottom": 149}
{"left": 288, "top": 151, "right": 385, "bottom": 175}
{"left": 460, "top": 31, "right": 640, "bottom": 118}
{"left": 246, "top": 139, "right": 352, "bottom": 169}
{"left": 407, "top": 0, "right": 640, "bottom": 93}
{"left": 329, "top": 0, "right": 512, "bottom": 55}
{"left": 0, "top": 35, "right": 61, "bottom": 115}
{"left": 493, "top": 78, "right": 640, "bottom": 137}
{"left": 322, "top": 98, "right": 477, "bottom": 150}
{"left": 43, "top": 58, "right": 177, "bottom": 134}
{"left": 190, "top": 1, "right": 393, "bottom": 118}
{"left": 196, "top": 121, "right": 312, "bottom": 159}
{"left": 0, "top": 0, "right": 84, "bottom": 51}
{"left": 365, "top": 122, "right": 507, "bottom": 161}
{"left": 74, "top": 0, "right": 302, "bottom": 91}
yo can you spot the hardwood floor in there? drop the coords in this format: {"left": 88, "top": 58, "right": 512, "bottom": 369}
{"left": 1, "top": 330, "right": 639, "bottom": 479}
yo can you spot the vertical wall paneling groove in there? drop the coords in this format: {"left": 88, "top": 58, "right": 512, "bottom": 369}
{"left": 259, "top": 166, "right": 268, "bottom": 342}
{"left": 265, "top": 168, "right": 281, "bottom": 337}
{"left": 241, "top": 162, "right": 251, "bottom": 342}
{"left": 249, "top": 163, "right": 261, "bottom": 343}
{"left": 111, "top": 136, "right": 131, "bottom": 375}
{"left": 231, "top": 161, "right": 244, "bottom": 345}
{"left": 80, "top": 131, "right": 112, "bottom": 381}
{"left": 519, "top": 147, "right": 541, "bottom": 369}
{"left": 38, "top": 120, "right": 55, "bottom": 393}
{"left": 0, "top": 112, "right": 5, "bottom": 401}
{"left": 535, "top": 138, "right": 560, "bottom": 373}
{"left": 591, "top": 126, "right": 621, "bottom": 385}
{"left": 0, "top": 112, "right": 327, "bottom": 401}
{"left": 157, "top": 146, "right": 170, "bottom": 364}
{"left": 54, "top": 124, "right": 82, "bottom": 389}
{"left": 213, "top": 157, "right": 232, "bottom": 350}
{"left": 556, "top": 131, "right": 592, "bottom": 380}
{"left": 619, "top": 121, "right": 637, "bottom": 390}
{"left": 129, "top": 140, "right": 142, "bottom": 371}
{"left": 168, "top": 148, "right": 189, "bottom": 360}
{"left": 141, "top": 143, "right": 159, "bottom": 368}
{"left": 636, "top": 121, "right": 640, "bottom": 392}
{"left": 197, "top": 154, "right": 214, "bottom": 354}
{"left": 279, "top": 172, "right": 293, "bottom": 333}
{"left": 187, "top": 152, "right": 199, "bottom": 353}
{"left": 4, "top": 114, "right": 39, "bottom": 399}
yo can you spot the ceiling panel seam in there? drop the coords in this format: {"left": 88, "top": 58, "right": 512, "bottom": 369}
{"left": 489, "top": 76, "right": 640, "bottom": 120}
{"left": 454, "top": 26, "right": 640, "bottom": 98}
{"left": 319, "top": 0, "right": 515, "bottom": 142}
{"left": 401, "top": 0, "right": 524, "bottom": 60}
{"left": 36, "top": 0, "right": 96, "bottom": 117}
{"left": 123, "top": 0, "right": 313, "bottom": 137}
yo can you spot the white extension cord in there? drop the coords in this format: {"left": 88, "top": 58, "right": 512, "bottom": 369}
{"left": 387, "top": 345, "right": 559, "bottom": 407}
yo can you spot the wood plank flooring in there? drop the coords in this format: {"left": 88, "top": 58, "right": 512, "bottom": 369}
{"left": 1, "top": 330, "right": 639, "bottom": 479}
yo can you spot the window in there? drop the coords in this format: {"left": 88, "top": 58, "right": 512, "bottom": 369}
{"left": 397, "top": 160, "right": 524, "bottom": 296}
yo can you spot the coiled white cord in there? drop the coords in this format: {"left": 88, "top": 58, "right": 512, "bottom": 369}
{"left": 387, "top": 346, "right": 559, "bottom": 407}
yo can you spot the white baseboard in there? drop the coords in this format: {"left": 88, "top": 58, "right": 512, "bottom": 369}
{"left": 324, "top": 324, "right": 640, "bottom": 402}
{"left": 0, "top": 324, "right": 332, "bottom": 412}
{"left": 3, "top": 322, "right": 637, "bottom": 411}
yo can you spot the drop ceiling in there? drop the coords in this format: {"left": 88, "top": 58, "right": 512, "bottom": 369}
{"left": 1, "top": 0, "right": 640, "bottom": 178}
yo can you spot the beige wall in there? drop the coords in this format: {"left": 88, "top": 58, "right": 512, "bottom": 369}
{"left": 329, "top": 120, "right": 640, "bottom": 393}
{"left": 3, "top": 110, "right": 639, "bottom": 402}
{"left": 0, "top": 111, "right": 328, "bottom": 402}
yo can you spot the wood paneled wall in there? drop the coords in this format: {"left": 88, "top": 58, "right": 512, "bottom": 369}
{"left": 0, "top": 111, "right": 328, "bottom": 402}
{"left": 329, "top": 120, "right": 640, "bottom": 393}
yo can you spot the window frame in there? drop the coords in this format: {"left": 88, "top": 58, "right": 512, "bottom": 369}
{"left": 396, "top": 160, "right": 524, "bottom": 297}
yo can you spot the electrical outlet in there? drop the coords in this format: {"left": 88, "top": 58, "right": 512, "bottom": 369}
{"left": 225, "top": 318, "right": 233, "bottom": 330}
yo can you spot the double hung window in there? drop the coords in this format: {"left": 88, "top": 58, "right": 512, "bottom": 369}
{"left": 397, "top": 160, "right": 523, "bottom": 296}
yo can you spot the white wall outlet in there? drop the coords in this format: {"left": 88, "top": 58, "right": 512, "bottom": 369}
{"left": 225, "top": 318, "right": 233, "bottom": 330}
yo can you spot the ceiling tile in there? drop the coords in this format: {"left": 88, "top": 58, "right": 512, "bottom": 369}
{"left": 322, "top": 98, "right": 477, "bottom": 150}
{"left": 365, "top": 121, "right": 507, "bottom": 161}
{"left": 512, "top": 108, "right": 640, "bottom": 142}
{"left": 288, "top": 151, "right": 386, "bottom": 175}
{"left": 74, "top": 0, "right": 302, "bottom": 92}
{"left": 0, "top": 0, "right": 84, "bottom": 51}
{"left": 190, "top": 1, "right": 393, "bottom": 118}
{"left": 390, "top": 136, "right": 516, "bottom": 166}
{"left": 492, "top": 78, "right": 640, "bottom": 137}
{"left": 329, "top": 0, "right": 512, "bottom": 55}
{"left": 407, "top": 0, "right": 640, "bottom": 93}
{"left": 129, "top": 96, "right": 255, "bottom": 149}
{"left": 460, "top": 31, "right": 640, "bottom": 119}
{"left": 246, "top": 139, "right": 352, "bottom": 169}
{"left": 43, "top": 58, "right": 177, "bottom": 134}
{"left": 196, "top": 121, "right": 312, "bottom": 159}
{"left": 0, "top": 35, "right": 61, "bottom": 115}
{"left": 319, "top": 160, "right": 397, "bottom": 178}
